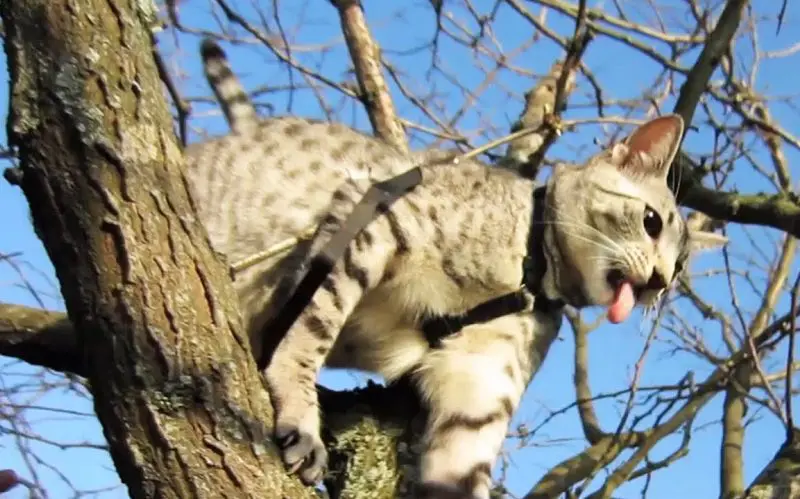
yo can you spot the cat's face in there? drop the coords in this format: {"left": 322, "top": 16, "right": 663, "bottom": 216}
{"left": 549, "top": 115, "right": 726, "bottom": 321}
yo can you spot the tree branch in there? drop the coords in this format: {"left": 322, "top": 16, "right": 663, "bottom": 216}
{"left": 743, "top": 428, "right": 800, "bottom": 499}
{"left": 721, "top": 235, "right": 797, "bottom": 498}
{"left": 567, "top": 310, "right": 604, "bottom": 444}
{"left": 330, "top": 0, "right": 408, "bottom": 152}
{"left": 660, "top": 1, "right": 796, "bottom": 238}
{"left": 677, "top": 170, "right": 800, "bottom": 237}
{"left": 502, "top": 60, "right": 578, "bottom": 178}
{"left": 0, "top": 303, "right": 83, "bottom": 376}
{"left": 672, "top": 0, "right": 749, "bottom": 126}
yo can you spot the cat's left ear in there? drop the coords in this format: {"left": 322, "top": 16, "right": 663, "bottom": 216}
{"left": 610, "top": 114, "right": 684, "bottom": 180}
{"left": 687, "top": 229, "right": 728, "bottom": 252}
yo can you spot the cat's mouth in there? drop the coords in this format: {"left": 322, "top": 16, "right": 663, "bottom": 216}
{"left": 605, "top": 269, "right": 643, "bottom": 324}
{"left": 606, "top": 269, "right": 644, "bottom": 300}
{"left": 605, "top": 269, "right": 668, "bottom": 323}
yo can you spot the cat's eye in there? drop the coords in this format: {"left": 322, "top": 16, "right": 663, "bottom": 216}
{"left": 643, "top": 206, "right": 663, "bottom": 238}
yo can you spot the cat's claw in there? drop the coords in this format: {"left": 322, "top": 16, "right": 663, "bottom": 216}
{"left": 275, "top": 424, "right": 327, "bottom": 485}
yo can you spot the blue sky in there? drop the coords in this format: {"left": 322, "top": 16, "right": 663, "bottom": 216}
{"left": 1, "top": 1, "right": 799, "bottom": 497}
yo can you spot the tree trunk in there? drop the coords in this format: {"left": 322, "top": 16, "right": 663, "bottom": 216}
{"left": 0, "top": 0, "right": 312, "bottom": 496}
{"left": 743, "top": 429, "right": 800, "bottom": 499}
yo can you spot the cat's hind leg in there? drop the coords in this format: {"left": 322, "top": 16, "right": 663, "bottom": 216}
{"left": 413, "top": 314, "right": 539, "bottom": 499}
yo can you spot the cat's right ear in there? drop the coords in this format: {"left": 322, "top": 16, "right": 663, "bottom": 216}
{"left": 609, "top": 115, "right": 685, "bottom": 180}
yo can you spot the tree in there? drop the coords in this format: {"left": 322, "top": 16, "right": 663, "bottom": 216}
{"left": 0, "top": 0, "right": 798, "bottom": 498}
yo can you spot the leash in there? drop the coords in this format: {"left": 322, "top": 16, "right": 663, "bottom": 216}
{"left": 256, "top": 167, "right": 422, "bottom": 370}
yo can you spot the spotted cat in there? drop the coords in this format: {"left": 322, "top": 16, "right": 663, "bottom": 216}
{"left": 187, "top": 40, "right": 726, "bottom": 498}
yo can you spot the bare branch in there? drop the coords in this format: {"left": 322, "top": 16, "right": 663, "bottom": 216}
{"left": 674, "top": 154, "right": 800, "bottom": 237}
{"left": 502, "top": 60, "right": 577, "bottom": 177}
{"left": 331, "top": 0, "right": 408, "bottom": 151}
{"left": 523, "top": 0, "right": 592, "bottom": 178}
{"left": 672, "top": 0, "right": 749, "bottom": 126}
{"left": 0, "top": 303, "right": 83, "bottom": 376}
{"left": 567, "top": 310, "right": 604, "bottom": 444}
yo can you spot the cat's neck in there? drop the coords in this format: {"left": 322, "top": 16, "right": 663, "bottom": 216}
{"left": 527, "top": 178, "right": 590, "bottom": 309}
{"left": 523, "top": 184, "right": 565, "bottom": 313}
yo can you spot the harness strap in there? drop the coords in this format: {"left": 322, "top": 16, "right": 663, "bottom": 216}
{"left": 420, "top": 185, "right": 564, "bottom": 347}
{"left": 257, "top": 167, "right": 422, "bottom": 370}
{"left": 422, "top": 291, "right": 528, "bottom": 348}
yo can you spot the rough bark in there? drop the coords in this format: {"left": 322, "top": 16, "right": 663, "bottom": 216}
{"left": 0, "top": 0, "right": 312, "bottom": 496}
{"left": 0, "top": 301, "right": 425, "bottom": 498}
{"left": 320, "top": 382, "right": 422, "bottom": 499}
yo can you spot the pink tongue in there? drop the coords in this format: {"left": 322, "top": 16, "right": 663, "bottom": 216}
{"left": 607, "top": 281, "right": 635, "bottom": 324}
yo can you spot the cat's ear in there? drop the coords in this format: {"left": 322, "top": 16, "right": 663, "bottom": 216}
{"left": 609, "top": 115, "right": 684, "bottom": 180}
{"left": 687, "top": 229, "right": 728, "bottom": 252}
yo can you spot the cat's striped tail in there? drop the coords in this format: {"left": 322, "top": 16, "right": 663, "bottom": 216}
{"left": 200, "top": 38, "right": 259, "bottom": 134}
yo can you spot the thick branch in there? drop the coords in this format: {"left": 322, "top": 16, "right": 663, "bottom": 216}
{"left": 658, "top": 0, "right": 800, "bottom": 238}
{"left": 0, "top": 303, "right": 83, "bottom": 376}
{"left": 721, "top": 236, "right": 797, "bottom": 498}
{"left": 502, "top": 60, "right": 578, "bottom": 178}
{"left": 721, "top": 371, "right": 749, "bottom": 498}
{"left": 320, "top": 381, "right": 422, "bottom": 498}
{"left": 677, "top": 172, "right": 800, "bottom": 237}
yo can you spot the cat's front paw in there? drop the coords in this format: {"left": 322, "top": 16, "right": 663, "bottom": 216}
{"left": 274, "top": 413, "right": 327, "bottom": 485}
{"left": 266, "top": 358, "right": 327, "bottom": 484}
{"left": 275, "top": 422, "right": 327, "bottom": 484}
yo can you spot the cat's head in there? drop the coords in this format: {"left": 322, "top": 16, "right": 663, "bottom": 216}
{"left": 547, "top": 114, "right": 726, "bottom": 322}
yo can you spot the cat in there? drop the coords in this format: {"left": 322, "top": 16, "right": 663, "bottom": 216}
{"left": 186, "top": 40, "right": 726, "bottom": 498}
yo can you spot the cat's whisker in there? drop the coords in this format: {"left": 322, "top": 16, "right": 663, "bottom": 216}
{"left": 545, "top": 226, "right": 623, "bottom": 257}
{"left": 548, "top": 206, "right": 628, "bottom": 255}
{"left": 536, "top": 217, "right": 626, "bottom": 255}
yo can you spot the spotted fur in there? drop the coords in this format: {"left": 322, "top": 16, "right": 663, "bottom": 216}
{"left": 188, "top": 43, "right": 725, "bottom": 498}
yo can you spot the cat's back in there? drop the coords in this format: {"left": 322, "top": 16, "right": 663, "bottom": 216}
{"left": 184, "top": 116, "right": 422, "bottom": 261}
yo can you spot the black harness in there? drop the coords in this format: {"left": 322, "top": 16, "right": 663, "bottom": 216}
{"left": 256, "top": 165, "right": 563, "bottom": 371}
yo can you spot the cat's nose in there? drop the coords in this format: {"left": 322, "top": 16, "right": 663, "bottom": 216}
{"left": 645, "top": 269, "right": 667, "bottom": 290}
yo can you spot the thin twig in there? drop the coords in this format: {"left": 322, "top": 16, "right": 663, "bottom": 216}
{"left": 229, "top": 227, "right": 317, "bottom": 275}
{"left": 151, "top": 34, "right": 191, "bottom": 146}
{"left": 776, "top": 0, "right": 789, "bottom": 35}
